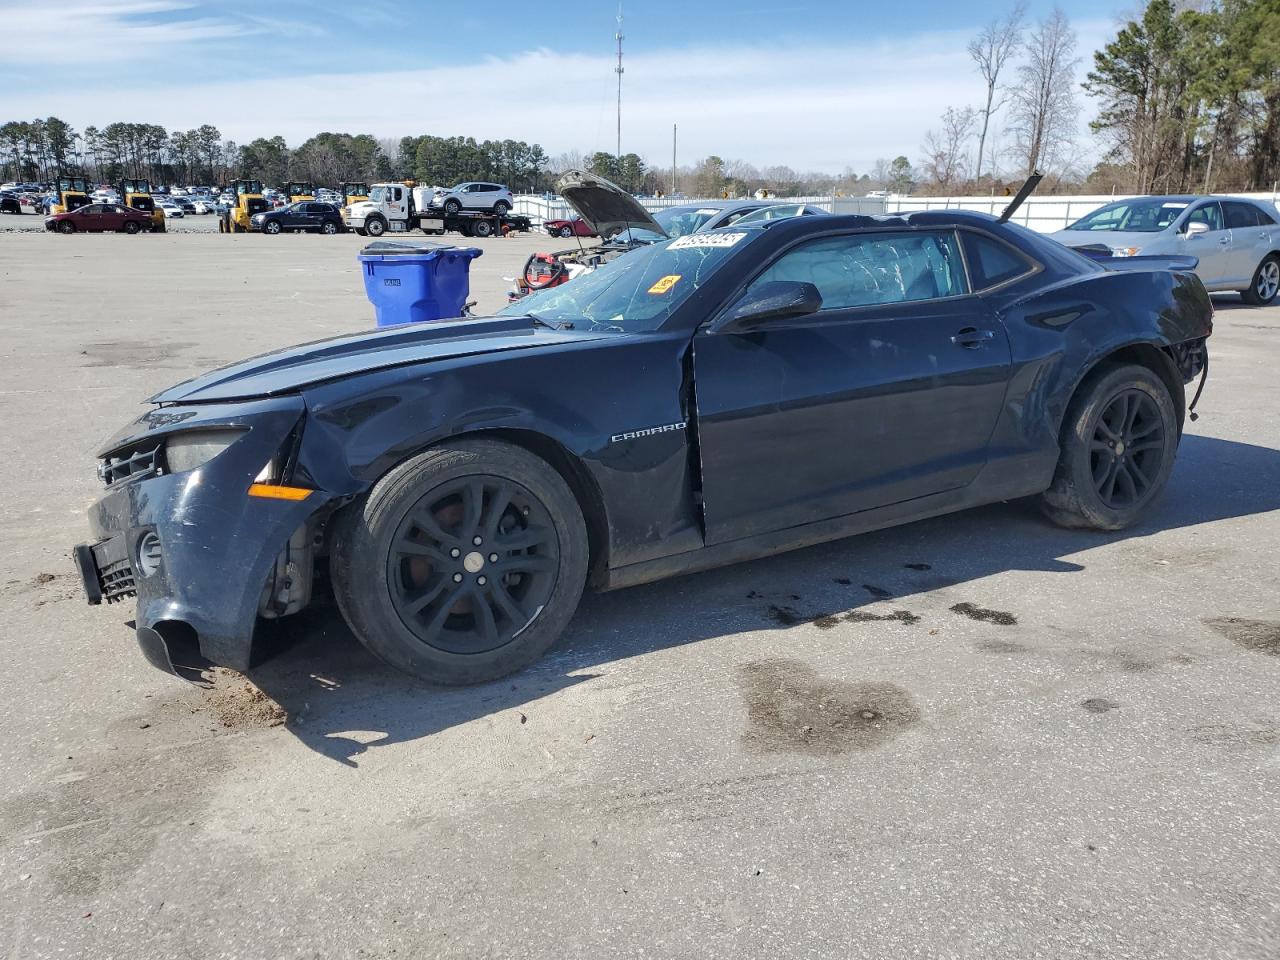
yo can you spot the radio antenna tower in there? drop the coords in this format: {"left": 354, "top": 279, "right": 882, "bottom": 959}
{"left": 615, "top": 2, "right": 624, "bottom": 160}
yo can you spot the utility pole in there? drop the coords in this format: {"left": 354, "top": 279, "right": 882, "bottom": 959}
{"left": 615, "top": 2, "right": 624, "bottom": 161}
{"left": 672, "top": 124, "right": 677, "bottom": 196}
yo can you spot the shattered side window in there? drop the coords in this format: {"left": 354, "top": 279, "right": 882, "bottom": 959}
{"left": 748, "top": 231, "right": 968, "bottom": 309}
{"left": 500, "top": 231, "right": 754, "bottom": 332}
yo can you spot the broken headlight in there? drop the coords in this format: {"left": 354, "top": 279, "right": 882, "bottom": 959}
{"left": 163, "top": 429, "right": 247, "bottom": 473}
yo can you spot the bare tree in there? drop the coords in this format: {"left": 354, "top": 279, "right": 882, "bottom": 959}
{"left": 968, "top": 1, "right": 1026, "bottom": 183}
{"left": 921, "top": 106, "right": 978, "bottom": 190}
{"left": 1008, "top": 7, "right": 1080, "bottom": 175}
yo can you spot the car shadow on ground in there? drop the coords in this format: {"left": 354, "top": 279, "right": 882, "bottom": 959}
{"left": 245, "top": 433, "right": 1280, "bottom": 765}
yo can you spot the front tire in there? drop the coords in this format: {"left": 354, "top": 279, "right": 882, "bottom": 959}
{"left": 365, "top": 216, "right": 386, "bottom": 237}
{"left": 264, "top": 220, "right": 281, "bottom": 235}
{"left": 1241, "top": 254, "right": 1280, "bottom": 306}
{"left": 443, "top": 199, "right": 462, "bottom": 216}
{"left": 331, "top": 438, "right": 589, "bottom": 685}
{"left": 57, "top": 221, "right": 75, "bottom": 234}
{"left": 558, "top": 225, "right": 574, "bottom": 238}
{"left": 1040, "top": 363, "right": 1179, "bottom": 531}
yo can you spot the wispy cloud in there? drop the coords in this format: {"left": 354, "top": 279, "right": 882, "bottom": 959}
{"left": 0, "top": 17, "right": 1116, "bottom": 173}
{"left": 0, "top": 1, "right": 249, "bottom": 63}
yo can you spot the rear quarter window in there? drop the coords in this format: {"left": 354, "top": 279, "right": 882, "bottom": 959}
{"left": 961, "top": 232, "right": 1036, "bottom": 290}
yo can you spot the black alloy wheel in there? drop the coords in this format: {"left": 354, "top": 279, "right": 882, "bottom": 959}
{"left": 57, "top": 220, "right": 75, "bottom": 234}
{"left": 331, "top": 438, "right": 589, "bottom": 685}
{"left": 1041, "top": 363, "right": 1179, "bottom": 531}
{"left": 1089, "top": 389, "right": 1167, "bottom": 510}
{"left": 386, "top": 476, "right": 558, "bottom": 655}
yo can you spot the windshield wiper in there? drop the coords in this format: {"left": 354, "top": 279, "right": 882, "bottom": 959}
{"left": 526, "top": 315, "right": 575, "bottom": 331}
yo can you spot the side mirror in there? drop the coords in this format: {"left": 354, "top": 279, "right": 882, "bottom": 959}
{"left": 716, "top": 281, "right": 823, "bottom": 333}
{"left": 1184, "top": 220, "right": 1209, "bottom": 238}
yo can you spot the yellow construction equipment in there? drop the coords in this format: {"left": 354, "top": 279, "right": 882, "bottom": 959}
{"left": 218, "top": 179, "right": 267, "bottom": 233}
{"left": 50, "top": 175, "right": 90, "bottom": 215}
{"left": 119, "top": 178, "right": 165, "bottom": 232}
{"left": 284, "top": 181, "right": 315, "bottom": 203}
{"left": 340, "top": 181, "right": 370, "bottom": 206}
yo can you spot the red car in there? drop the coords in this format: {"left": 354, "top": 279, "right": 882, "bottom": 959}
{"left": 543, "top": 217, "right": 596, "bottom": 239}
{"left": 45, "top": 202, "right": 154, "bottom": 234}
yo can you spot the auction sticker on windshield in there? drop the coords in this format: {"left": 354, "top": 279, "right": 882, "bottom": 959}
{"left": 669, "top": 232, "right": 747, "bottom": 249}
{"left": 647, "top": 274, "right": 682, "bottom": 295}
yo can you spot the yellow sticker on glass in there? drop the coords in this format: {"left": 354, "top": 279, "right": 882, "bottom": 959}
{"left": 648, "top": 274, "right": 682, "bottom": 295}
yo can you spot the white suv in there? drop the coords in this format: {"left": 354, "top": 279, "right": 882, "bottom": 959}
{"left": 431, "top": 182, "right": 513, "bottom": 216}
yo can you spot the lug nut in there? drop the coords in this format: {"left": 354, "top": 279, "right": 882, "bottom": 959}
{"left": 450, "top": 547, "right": 461, "bottom": 558}
{"left": 452, "top": 572, "right": 463, "bottom": 583}
{"left": 477, "top": 575, "right": 487, "bottom": 585}
{"left": 473, "top": 535, "right": 483, "bottom": 546}
{"left": 489, "top": 553, "right": 498, "bottom": 562}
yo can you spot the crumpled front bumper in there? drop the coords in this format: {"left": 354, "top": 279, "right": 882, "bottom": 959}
{"left": 73, "top": 395, "right": 328, "bottom": 678}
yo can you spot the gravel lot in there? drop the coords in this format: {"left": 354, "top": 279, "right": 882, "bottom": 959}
{"left": 0, "top": 228, "right": 1277, "bottom": 960}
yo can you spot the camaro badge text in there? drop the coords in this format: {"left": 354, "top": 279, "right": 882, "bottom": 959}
{"left": 611, "top": 421, "right": 687, "bottom": 443}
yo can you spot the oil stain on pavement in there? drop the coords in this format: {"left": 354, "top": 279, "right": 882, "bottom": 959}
{"left": 734, "top": 658, "right": 922, "bottom": 756}
{"left": 1203, "top": 617, "right": 1280, "bottom": 656}
{"left": 950, "top": 602, "right": 1018, "bottom": 626}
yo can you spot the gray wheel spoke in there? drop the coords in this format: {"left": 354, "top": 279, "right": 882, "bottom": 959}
{"left": 412, "top": 509, "right": 458, "bottom": 545}
{"left": 495, "top": 524, "right": 552, "bottom": 551}
{"left": 1129, "top": 418, "right": 1161, "bottom": 440}
{"left": 1126, "top": 457, "right": 1151, "bottom": 489}
{"left": 490, "top": 554, "right": 555, "bottom": 576}
{"left": 460, "top": 482, "right": 483, "bottom": 538}
{"left": 473, "top": 593, "right": 499, "bottom": 645}
{"left": 489, "top": 580, "right": 528, "bottom": 625}
{"left": 404, "top": 577, "right": 449, "bottom": 616}
{"left": 422, "top": 587, "right": 464, "bottom": 638}
{"left": 483, "top": 481, "right": 512, "bottom": 538}
{"left": 395, "top": 539, "right": 448, "bottom": 564}
{"left": 1101, "top": 460, "right": 1121, "bottom": 501}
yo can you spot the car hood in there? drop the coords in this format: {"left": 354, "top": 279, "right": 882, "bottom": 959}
{"left": 149, "top": 315, "right": 616, "bottom": 404}
{"left": 1052, "top": 229, "right": 1168, "bottom": 251}
{"left": 556, "top": 169, "right": 664, "bottom": 241}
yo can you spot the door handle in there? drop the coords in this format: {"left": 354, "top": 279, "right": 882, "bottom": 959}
{"left": 1219, "top": 237, "right": 1230, "bottom": 244}
{"left": 952, "top": 327, "right": 995, "bottom": 348}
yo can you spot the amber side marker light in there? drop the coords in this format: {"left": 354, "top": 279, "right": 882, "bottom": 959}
{"left": 247, "top": 483, "right": 313, "bottom": 501}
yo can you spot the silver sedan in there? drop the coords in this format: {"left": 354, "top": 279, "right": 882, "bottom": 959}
{"left": 1053, "top": 195, "right": 1280, "bottom": 305}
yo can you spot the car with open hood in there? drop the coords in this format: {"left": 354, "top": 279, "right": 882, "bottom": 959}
{"left": 556, "top": 169, "right": 828, "bottom": 246}
{"left": 75, "top": 207, "right": 1212, "bottom": 685}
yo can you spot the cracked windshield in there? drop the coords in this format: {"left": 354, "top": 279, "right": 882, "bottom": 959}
{"left": 499, "top": 232, "right": 754, "bottom": 331}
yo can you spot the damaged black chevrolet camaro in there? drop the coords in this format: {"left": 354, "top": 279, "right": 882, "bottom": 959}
{"left": 74, "top": 193, "right": 1213, "bottom": 685}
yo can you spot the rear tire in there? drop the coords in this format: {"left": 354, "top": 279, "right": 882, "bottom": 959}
{"left": 494, "top": 200, "right": 511, "bottom": 216}
{"left": 331, "top": 438, "right": 589, "bottom": 685}
{"left": 124, "top": 221, "right": 140, "bottom": 234}
{"left": 322, "top": 221, "right": 338, "bottom": 235}
{"left": 472, "top": 218, "right": 494, "bottom": 238}
{"left": 1240, "top": 254, "right": 1279, "bottom": 306}
{"left": 1040, "top": 363, "right": 1179, "bottom": 531}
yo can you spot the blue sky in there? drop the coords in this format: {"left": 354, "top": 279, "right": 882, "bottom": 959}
{"left": 0, "top": 1, "right": 1125, "bottom": 173}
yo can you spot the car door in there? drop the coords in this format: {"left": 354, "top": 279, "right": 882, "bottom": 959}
{"left": 101, "top": 204, "right": 127, "bottom": 231}
{"left": 1180, "top": 201, "right": 1233, "bottom": 286}
{"left": 1222, "top": 200, "right": 1273, "bottom": 286}
{"left": 79, "top": 204, "right": 108, "bottom": 231}
{"left": 693, "top": 228, "right": 1013, "bottom": 545}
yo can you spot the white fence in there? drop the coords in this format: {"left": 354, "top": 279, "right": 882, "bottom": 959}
{"left": 515, "top": 190, "right": 1280, "bottom": 234}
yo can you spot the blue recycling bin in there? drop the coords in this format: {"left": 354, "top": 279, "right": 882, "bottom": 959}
{"left": 358, "top": 240, "right": 484, "bottom": 327}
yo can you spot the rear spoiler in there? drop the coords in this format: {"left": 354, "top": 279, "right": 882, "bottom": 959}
{"left": 1072, "top": 249, "right": 1200, "bottom": 273}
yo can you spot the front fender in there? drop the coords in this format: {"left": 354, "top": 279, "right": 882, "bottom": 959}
{"left": 296, "top": 333, "right": 703, "bottom": 569}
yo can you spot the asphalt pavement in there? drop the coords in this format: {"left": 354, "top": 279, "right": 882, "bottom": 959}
{"left": 0, "top": 227, "right": 1277, "bottom": 959}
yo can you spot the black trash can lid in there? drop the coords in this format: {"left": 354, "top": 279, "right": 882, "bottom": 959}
{"left": 359, "top": 239, "right": 456, "bottom": 257}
